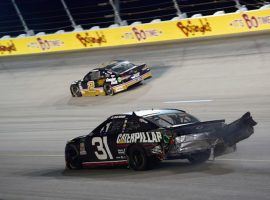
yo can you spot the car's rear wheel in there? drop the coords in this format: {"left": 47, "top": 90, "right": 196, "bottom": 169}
{"left": 128, "top": 145, "right": 149, "bottom": 170}
{"left": 65, "top": 144, "right": 82, "bottom": 169}
{"left": 187, "top": 150, "right": 211, "bottom": 165}
{"left": 70, "top": 85, "right": 82, "bottom": 97}
{"left": 104, "top": 83, "right": 114, "bottom": 96}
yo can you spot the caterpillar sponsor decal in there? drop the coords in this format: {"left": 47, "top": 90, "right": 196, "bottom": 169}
{"left": 117, "top": 132, "right": 162, "bottom": 144}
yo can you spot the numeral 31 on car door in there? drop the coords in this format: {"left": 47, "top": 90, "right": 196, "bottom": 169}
{"left": 92, "top": 137, "right": 113, "bottom": 160}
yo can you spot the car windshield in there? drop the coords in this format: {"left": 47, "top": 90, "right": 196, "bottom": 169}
{"left": 83, "top": 70, "right": 100, "bottom": 81}
{"left": 105, "top": 61, "right": 135, "bottom": 74}
{"left": 145, "top": 112, "right": 199, "bottom": 127}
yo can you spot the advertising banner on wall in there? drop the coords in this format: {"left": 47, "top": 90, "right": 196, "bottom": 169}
{"left": 0, "top": 9, "right": 269, "bottom": 56}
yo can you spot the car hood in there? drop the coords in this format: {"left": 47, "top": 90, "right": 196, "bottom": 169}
{"left": 67, "top": 135, "right": 87, "bottom": 144}
{"left": 72, "top": 79, "right": 82, "bottom": 85}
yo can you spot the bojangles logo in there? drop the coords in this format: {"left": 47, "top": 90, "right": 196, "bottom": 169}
{"left": 0, "top": 40, "right": 17, "bottom": 54}
{"left": 176, "top": 19, "right": 212, "bottom": 37}
{"left": 76, "top": 31, "right": 107, "bottom": 47}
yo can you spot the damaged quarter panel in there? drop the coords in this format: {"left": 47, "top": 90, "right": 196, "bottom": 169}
{"left": 166, "top": 120, "right": 224, "bottom": 157}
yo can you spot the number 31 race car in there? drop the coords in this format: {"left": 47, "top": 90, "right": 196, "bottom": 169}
{"left": 70, "top": 60, "right": 152, "bottom": 97}
{"left": 65, "top": 109, "right": 257, "bottom": 170}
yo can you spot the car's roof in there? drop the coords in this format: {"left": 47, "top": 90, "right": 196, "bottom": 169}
{"left": 124, "top": 109, "right": 186, "bottom": 117}
{"left": 99, "top": 60, "right": 129, "bottom": 69}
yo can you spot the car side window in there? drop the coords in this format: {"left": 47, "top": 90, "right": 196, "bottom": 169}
{"left": 99, "top": 121, "right": 112, "bottom": 135}
{"left": 171, "top": 114, "right": 194, "bottom": 124}
{"left": 124, "top": 117, "right": 157, "bottom": 133}
{"left": 90, "top": 71, "right": 101, "bottom": 81}
{"left": 93, "top": 118, "right": 125, "bottom": 136}
{"left": 83, "top": 72, "right": 92, "bottom": 81}
{"left": 125, "top": 119, "right": 140, "bottom": 133}
{"left": 107, "top": 118, "right": 125, "bottom": 135}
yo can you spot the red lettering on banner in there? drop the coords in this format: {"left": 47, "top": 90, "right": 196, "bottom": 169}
{"left": 132, "top": 27, "right": 162, "bottom": 41}
{"left": 230, "top": 14, "right": 270, "bottom": 29}
{"left": 258, "top": 16, "right": 270, "bottom": 24}
{"left": 132, "top": 27, "right": 146, "bottom": 41}
{"left": 0, "top": 41, "right": 16, "bottom": 54}
{"left": 27, "top": 38, "right": 64, "bottom": 51}
{"left": 121, "top": 27, "right": 162, "bottom": 41}
{"left": 76, "top": 32, "right": 107, "bottom": 47}
{"left": 242, "top": 14, "right": 259, "bottom": 29}
{"left": 176, "top": 19, "right": 212, "bottom": 37}
{"left": 37, "top": 38, "right": 63, "bottom": 50}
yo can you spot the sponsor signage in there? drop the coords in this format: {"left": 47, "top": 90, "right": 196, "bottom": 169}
{"left": 117, "top": 132, "right": 162, "bottom": 144}
{"left": 0, "top": 9, "right": 269, "bottom": 56}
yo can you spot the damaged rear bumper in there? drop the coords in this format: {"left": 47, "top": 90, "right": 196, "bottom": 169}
{"left": 166, "top": 112, "right": 257, "bottom": 158}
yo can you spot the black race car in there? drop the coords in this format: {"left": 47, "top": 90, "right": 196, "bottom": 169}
{"left": 65, "top": 109, "right": 257, "bottom": 170}
{"left": 70, "top": 60, "right": 152, "bottom": 97}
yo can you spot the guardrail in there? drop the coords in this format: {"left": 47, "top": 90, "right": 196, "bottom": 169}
{"left": 0, "top": 8, "right": 269, "bottom": 57}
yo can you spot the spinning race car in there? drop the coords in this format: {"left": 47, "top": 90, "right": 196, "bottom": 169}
{"left": 70, "top": 60, "right": 152, "bottom": 96}
{"left": 65, "top": 109, "right": 257, "bottom": 170}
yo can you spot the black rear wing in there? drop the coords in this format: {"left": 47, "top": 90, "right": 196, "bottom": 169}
{"left": 218, "top": 112, "right": 257, "bottom": 146}
{"left": 168, "top": 120, "right": 225, "bottom": 136}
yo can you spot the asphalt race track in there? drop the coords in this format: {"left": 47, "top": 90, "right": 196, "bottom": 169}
{"left": 0, "top": 33, "right": 270, "bottom": 200}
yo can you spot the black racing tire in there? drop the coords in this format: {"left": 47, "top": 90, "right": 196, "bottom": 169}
{"left": 128, "top": 145, "right": 148, "bottom": 171}
{"left": 70, "top": 85, "right": 82, "bottom": 97}
{"left": 65, "top": 144, "right": 82, "bottom": 170}
{"left": 103, "top": 83, "right": 114, "bottom": 96}
{"left": 187, "top": 150, "right": 211, "bottom": 165}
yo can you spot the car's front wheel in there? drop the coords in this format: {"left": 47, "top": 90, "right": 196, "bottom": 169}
{"left": 187, "top": 150, "right": 211, "bottom": 164}
{"left": 65, "top": 144, "right": 82, "bottom": 169}
{"left": 103, "top": 83, "right": 114, "bottom": 96}
{"left": 70, "top": 85, "right": 82, "bottom": 97}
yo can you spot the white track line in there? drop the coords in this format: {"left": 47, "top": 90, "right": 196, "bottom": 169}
{"left": 164, "top": 99, "right": 213, "bottom": 104}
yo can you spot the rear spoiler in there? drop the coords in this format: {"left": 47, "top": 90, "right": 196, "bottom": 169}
{"left": 218, "top": 112, "right": 257, "bottom": 146}
{"left": 169, "top": 120, "right": 225, "bottom": 136}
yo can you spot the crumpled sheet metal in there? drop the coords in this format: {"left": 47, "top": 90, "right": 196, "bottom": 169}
{"left": 173, "top": 132, "right": 218, "bottom": 154}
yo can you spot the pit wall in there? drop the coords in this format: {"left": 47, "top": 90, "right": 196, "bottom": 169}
{"left": 0, "top": 9, "right": 269, "bottom": 56}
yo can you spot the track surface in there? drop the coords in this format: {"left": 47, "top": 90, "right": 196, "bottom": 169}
{"left": 0, "top": 33, "right": 270, "bottom": 200}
